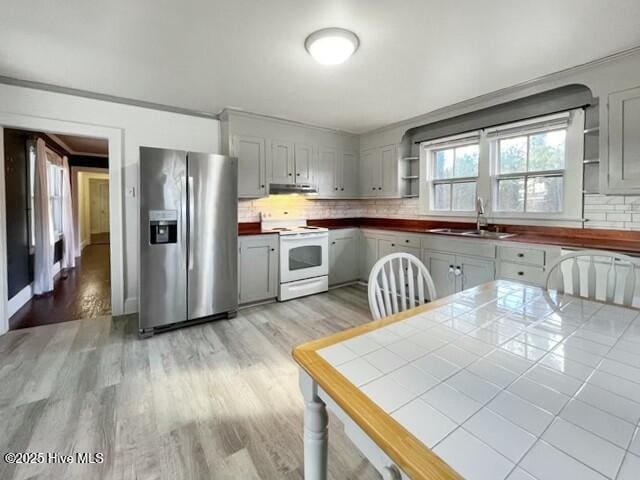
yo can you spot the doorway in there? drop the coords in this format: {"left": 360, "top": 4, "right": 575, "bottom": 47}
{"left": 4, "top": 130, "right": 112, "bottom": 329}
{"left": 90, "top": 178, "right": 110, "bottom": 244}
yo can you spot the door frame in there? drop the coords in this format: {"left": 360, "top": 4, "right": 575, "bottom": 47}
{"left": 0, "top": 114, "right": 124, "bottom": 335}
{"left": 71, "top": 166, "right": 109, "bottom": 253}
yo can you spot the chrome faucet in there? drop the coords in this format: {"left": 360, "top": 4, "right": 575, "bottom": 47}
{"left": 476, "top": 197, "right": 487, "bottom": 231}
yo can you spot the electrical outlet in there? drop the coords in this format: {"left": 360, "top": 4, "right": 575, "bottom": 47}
{"left": 126, "top": 187, "right": 136, "bottom": 197}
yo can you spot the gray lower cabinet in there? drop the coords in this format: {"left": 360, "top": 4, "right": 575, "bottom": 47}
{"left": 329, "top": 229, "right": 360, "bottom": 286}
{"left": 360, "top": 230, "right": 396, "bottom": 281}
{"left": 422, "top": 250, "right": 494, "bottom": 297}
{"left": 458, "top": 255, "right": 495, "bottom": 291}
{"left": 422, "top": 250, "right": 457, "bottom": 297}
{"left": 238, "top": 235, "right": 279, "bottom": 304}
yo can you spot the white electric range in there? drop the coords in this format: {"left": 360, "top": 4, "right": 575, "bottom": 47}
{"left": 261, "top": 216, "right": 329, "bottom": 301}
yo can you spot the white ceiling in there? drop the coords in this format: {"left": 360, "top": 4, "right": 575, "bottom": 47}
{"left": 1, "top": 0, "right": 640, "bottom": 133}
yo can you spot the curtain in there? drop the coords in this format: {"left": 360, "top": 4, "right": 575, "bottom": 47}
{"left": 33, "top": 138, "right": 54, "bottom": 294}
{"left": 61, "top": 156, "right": 76, "bottom": 269}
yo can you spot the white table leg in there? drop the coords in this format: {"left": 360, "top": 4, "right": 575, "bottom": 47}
{"left": 300, "top": 369, "right": 328, "bottom": 480}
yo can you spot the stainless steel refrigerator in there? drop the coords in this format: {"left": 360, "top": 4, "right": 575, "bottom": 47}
{"left": 139, "top": 146, "right": 238, "bottom": 336}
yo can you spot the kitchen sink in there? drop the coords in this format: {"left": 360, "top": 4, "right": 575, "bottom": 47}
{"left": 427, "top": 228, "right": 515, "bottom": 239}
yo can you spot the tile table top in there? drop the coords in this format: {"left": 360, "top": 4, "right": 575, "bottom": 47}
{"left": 294, "top": 280, "right": 640, "bottom": 480}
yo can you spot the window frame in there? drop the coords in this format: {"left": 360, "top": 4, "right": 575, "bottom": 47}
{"left": 419, "top": 110, "right": 584, "bottom": 222}
{"left": 488, "top": 110, "right": 584, "bottom": 221}
{"left": 420, "top": 132, "right": 481, "bottom": 216}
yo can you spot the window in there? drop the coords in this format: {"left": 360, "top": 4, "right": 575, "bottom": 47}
{"left": 28, "top": 145, "right": 64, "bottom": 245}
{"left": 48, "top": 163, "right": 64, "bottom": 237}
{"left": 494, "top": 129, "right": 566, "bottom": 213}
{"left": 420, "top": 110, "right": 584, "bottom": 221}
{"left": 424, "top": 136, "right": 480, "bottom": 212}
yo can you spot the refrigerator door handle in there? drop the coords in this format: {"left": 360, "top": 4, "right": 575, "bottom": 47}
{"left": 188, "top": 175, "right": 195, "bottom": 270}
{"left": 181, "top": 175, "right": 188, "bottom": 269}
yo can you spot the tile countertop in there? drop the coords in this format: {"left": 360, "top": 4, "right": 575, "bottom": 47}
{"left": 239, "top": 218, "right": 640, "bottom": 254}
{"left": 293, "top": 280, "right": 640, "bottom": 480}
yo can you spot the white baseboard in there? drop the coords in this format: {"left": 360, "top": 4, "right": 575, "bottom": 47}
{"left": 80, "top": 239, "right": 89, "bottom": 251}
{"left": 8, "top": 284, "right": 33, "bottom": 317}
{"left": 7, "top": 261, "right": 65, "bottom": 318}
{"left": 124, "top": 297, "right": 138, "bottom": 315}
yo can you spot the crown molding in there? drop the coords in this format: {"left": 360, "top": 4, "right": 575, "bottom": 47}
{"left": 0, "top": 75, "right": 219, "bottom": 121}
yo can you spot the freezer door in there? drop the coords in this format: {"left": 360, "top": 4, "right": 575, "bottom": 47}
{"left": 139, "top": 147, "right": 188, "bottom": 329}
{"left": 187, "top": 152, "right": 238, "bottom": 319}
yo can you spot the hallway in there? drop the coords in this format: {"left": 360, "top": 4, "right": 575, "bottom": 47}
{"left": 9, "top": 243, "right": 111, "bottom": 330}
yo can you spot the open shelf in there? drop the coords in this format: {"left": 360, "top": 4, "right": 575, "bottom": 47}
{"left": 583, "top": 127, "right": 600, "bottom": 134}
{"left": 401, "top": 156, "right": 419, "bottom": 161}
{"left": 402, "top": 194, "right": 419, "bottom": 198}
{"left": 402, "top": 175, "right": 419, "bottom": 180}
{"left": 583, "top": 158, "right": 600, "bottom": 164}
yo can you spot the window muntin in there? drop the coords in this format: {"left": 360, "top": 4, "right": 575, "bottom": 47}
{"left": 430, "top": 142, "right": 479, "bottom": 212}
{"left": 494, "top": 128, "right": 567, "bottom": 214}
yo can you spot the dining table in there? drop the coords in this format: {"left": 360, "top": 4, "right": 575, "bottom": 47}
{"left": 292, "top": 280, "right": 640, "bottom": 480}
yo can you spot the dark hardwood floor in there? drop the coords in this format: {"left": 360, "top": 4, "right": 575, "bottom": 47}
{"left": 91, "top": 232, "right": 110, "bottom": 245}
{"left": 9, "top": 242, "right": 111, "bottom": 330}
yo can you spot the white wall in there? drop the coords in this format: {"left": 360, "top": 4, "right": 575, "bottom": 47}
{"left": 0, "top": 84, "right": 220, "bottom": 313}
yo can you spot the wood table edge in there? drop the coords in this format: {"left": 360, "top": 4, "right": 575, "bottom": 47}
{"left": 290, "top": 283, "right": 500, "bottom": 480}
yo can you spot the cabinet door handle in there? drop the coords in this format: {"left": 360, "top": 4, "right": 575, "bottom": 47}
{"left": 335, "top": 187, "right": 338, "bottom": 191}
{"left": 517, "top": 271, "right": 524, "bottom": 276}
{"left": 341, "top": 187, "right": 344, "bottom": 191}
{"left": 405, "top": 239, "right": 409, "bottom": 243}
{"left": 378, "top": 187, "right": 382, "bottom": 190}
{"left": 261, "top": 184, "right": 265, "bottom": 188}
{"left": 270, "top": 248, "right": 275, "bottom": 251}
{"left": 517, "top": 253, "right": 524, "bottom": 258}
{"left": 391, "top": 243, "right": 395, "bottom": 247}
{"left": 331, "top": 241, "right": 336, "bottom": 245}
{"left": 372, "top": 187, "right": 376, "bottom": 190}
{"left": 296, "top": 173, "right": 300, "bottom": 176}
{"left": 288, "top": 173, "right": 292, "bottom": 176}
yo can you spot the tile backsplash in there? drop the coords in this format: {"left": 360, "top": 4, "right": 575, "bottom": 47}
{"left": 240, "top": 194, "right": 640, "bottom": 231}
{"left": 583, "top": 194, "right": 640, "bottom": 230}
{"left": 238, "top": 197, "right": 421, "bottom": 222}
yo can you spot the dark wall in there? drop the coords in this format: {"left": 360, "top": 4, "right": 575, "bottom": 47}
{"left": 4, "top": 129, "right": 64, "bottom": 300}
{"left": 69, "top": 155, "right": 108, "bottom": 169}
{"left": 4, "top": 129, "right": 31, "bottom": 298}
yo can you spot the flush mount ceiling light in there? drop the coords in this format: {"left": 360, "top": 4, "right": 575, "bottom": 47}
{"left": 305, "top": 28, "right": 359, "bottom": 65}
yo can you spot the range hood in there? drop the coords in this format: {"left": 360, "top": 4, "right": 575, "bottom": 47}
{"left": 268, "top": 183, "right": 318, "bottom": 195}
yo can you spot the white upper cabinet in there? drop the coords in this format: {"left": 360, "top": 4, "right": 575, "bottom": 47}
{"left": 222, "top": 110, "right": 358, "bottom": 198}
{"left": 340, "top": 151, "right": 358, "bottom": 197}
{"left": 602, "top": 85, "right": 640, "bottom": 194}
{"left": 269, "top": 139, "right": 295, "bottom": 184}
{"left": 317, "top": 146, "right": 338, "bottom": 196}
{"left": 231, "top": 134, "right": 267, "bottom": 198}
{"left": 294, "top": 143, "right": 314, "bottom": 184}
{"left": 380, "top": 144, "right": 398, "bottom": 196}
{"left": 359, "top": 144, "right": 399, "bottom": 197}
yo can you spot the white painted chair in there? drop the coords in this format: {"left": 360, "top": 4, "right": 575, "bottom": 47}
{"left": 544, "top": 250, "right": 639, "bottom": 307}
{"left": 368, "top": 253, "right": 437, "bottom": 320}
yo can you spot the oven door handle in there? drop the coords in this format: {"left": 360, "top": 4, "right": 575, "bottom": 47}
{"left": 280, "top": 233, "right": 328, "bottom": 242}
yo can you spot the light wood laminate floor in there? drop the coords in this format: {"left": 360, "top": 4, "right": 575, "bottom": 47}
{"left": 0, "top": 285, "right": 379, "bottom": 480}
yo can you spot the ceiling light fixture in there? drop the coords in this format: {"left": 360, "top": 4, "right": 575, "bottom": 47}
{"left": 305, "top": 28, "right": 359, "bottom": 65}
